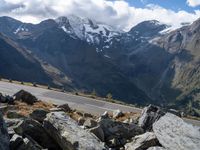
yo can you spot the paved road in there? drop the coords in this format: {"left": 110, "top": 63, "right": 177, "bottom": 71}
{"left": 0, "top": 81, "right": 141, "bottom": 115}
{"left": 0, "top": 81, "right": 200, "bottom": 126}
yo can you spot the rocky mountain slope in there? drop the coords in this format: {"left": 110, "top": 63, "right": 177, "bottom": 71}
{"left": 0, "top": 15, "right": 200, "bottom": 116}
{"left": 0, "top": 91, "right": 200, "bottom": 150}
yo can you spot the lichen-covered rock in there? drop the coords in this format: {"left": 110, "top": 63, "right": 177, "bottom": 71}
{"left": 30, "top": 109, "right": 49, "bottom": 122}
{"left": 153, "top": 113, "right": 200, "bottom": 150}
{"left": 43, "top": 111, "right": 106, "bottom": 150}
{"left": 138, "top": 105, "right": 165, "bottom": 131}
{"left": 125, "top": 132, "right": 160, "bottom": 150}
{"left": 0, "top": 112, "right": 10, "bottom": 150}
{"left": 13, "top": 90, "right": 38, "bottom": 105}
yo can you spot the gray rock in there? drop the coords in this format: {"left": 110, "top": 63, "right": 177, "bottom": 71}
{"left": 0, "top": 93, "right": 14, "bottom": 104}
{"left": 17, "top": 137, "right": 43, "bottom": 150}
{"left": 0, "top": 112, "right": 10, "bottom": 150}
{"left": 138, "top": 105, "right": 165, "bottom": 131}
{"left": 153, "top": 113, "right": 200, "bottom": 150}
{"left": 13, "top": 90, "right": 38, "bottom": 105}
{"left": 77, "top": 117, "right": 85, "bottom": 126}
{"left": 57, "top": 103, "right": 71, "bottom": 112}
{"left": 83, "top": 118, "right": 98, "bottom": 128}
{"left": 125, "top": 132, "right": 160, "bottom": 150}
{"left": 7, "top": 111, "right": 25, "bottom": 119}
{"left": 30, "top": 109, "right": 49, "bottom": 122}
{"left": 13, "top": 119, "right": 61, "bottom": 150}
{"left": 99, "top": 118, "right": 144, "bottom": 140}
{"left": 43, "top": 111, "right": 106, "bottom": 150}
{"left": 113, "top": 109, "right": 123, "bottom": 119}
{"left": 89, "top": 125, "right": 105, "bottom": 142}
{"left": 147, "top": 147, "right": 166, "bottom": 150}
{"left": 10, "top": 134, "right": 24, "bottom": 150}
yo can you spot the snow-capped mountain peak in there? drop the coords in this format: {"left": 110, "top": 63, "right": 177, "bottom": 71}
{"left": 55, "top": 15, "right": 123, "bottom": 47}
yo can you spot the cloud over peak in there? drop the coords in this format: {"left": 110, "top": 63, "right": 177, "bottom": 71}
{"left": 0, "top": 0, "right": 200, "bottom": 31}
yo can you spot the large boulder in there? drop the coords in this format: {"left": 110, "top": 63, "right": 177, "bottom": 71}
{"left": 138, "top": 105, "right": 165, "bottom": 131}
{"left": 153, "top": 113, "right": 200, "bottom": 150}
{"left": 125, "top": 132, "right": 160, "bottom": 150}
{"left": 0, "top": 112, "right": 10, "bottom": 150}
{"left": 13, "top": 90, "right": 38, "bottom": 105}
{"left": 29, "top": 109, "right": 49, "bottom": 123}
{"left": 43, "top": 111, "right": 106, "bottom": 150}
{"left": 13, "top": 119, "right": 61, "bottom": 150}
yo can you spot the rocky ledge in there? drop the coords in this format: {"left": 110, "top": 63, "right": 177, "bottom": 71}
{"left": 0, "top": 91, "right": 200, "bottom": 150}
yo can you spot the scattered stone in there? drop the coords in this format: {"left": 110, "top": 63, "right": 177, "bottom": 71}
{"left": 113, "top": 109, "right": 124, "bottom": 119}
{"left": 57, "top": 103, "right": 71, "bottom": 112}
{"left": 30, "top": 109, "right": 49, "bottom": 122}
{"left": 125, "top": 132, "right": 160, "bottom": 150}
{"left": 153, "top": 113, "right": 200, "bottom": 150}
{"left": 7, "top": 110, "right": 25, "bottom": 119}
{"left": 0, "top": 112, "right": 10, "bottom": 150}
{"left": 77, "top": 117, "right": 85, "bottom": 126}
{"left": 43, "top": 111, "right": 106, "bottom": 150}
{"left": 83, "top": 118, "right": 98, "bottom": 128}
{"left": 89, "top": 125, "right": 105, "bottom": 142}
{"left": 138, "top": 105, "right": 165, "bottom": 131}
{"left": 101, "top": 111, "right": 109, "bottom": 118}
{"left": 13, "top": 90, "right": 38, "bottom": 105}
{"left": 13, "top": 119, "right": 61, "bottom": 150}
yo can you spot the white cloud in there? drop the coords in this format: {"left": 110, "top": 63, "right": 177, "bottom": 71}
{"left": 0, "top": 0, "right": 200, "bottom": 31}
{"left": 187, "top": 0, "right": 200, "bottom": 7}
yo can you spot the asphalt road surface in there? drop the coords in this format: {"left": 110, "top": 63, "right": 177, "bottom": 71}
{"left": 0, "top": 81, "right": 200, "bottom": 127}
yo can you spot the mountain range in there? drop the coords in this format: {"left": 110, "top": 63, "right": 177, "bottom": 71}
{"left": 0, "top": 15, "right": 200, "bottom": 116}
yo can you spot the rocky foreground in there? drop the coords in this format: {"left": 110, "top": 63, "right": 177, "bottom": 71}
{"left": 0, "top": 90, "right": 200, "bottom": 150}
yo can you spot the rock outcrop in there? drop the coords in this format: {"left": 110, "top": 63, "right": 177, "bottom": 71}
{"left": 13, "top": 90, "right": 38, "bottom": 105}
{"left": 0, "top": 112, "right": 10, "bottom": 150}
{"left": 125, "top": 132, "right": 160, "bottom": 150}
{"left": 153, "top": 113, "right": 200, "bottom": 150}
{"left": 138, "top": 105, "right": 165, "bottom": 131}
{"left": 43, "top": 111, "right": 106, "bottom": 150}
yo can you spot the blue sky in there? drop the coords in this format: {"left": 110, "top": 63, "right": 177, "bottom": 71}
{"left": 127, "top": 0, "right": 200, "bottom": 12}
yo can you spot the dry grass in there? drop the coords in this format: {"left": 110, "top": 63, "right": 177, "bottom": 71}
{"left": 14, "top": 101, "right": 55, "bottom": 116}
{"left": 115, "top": 112, "right": 140, "bottom": 122}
